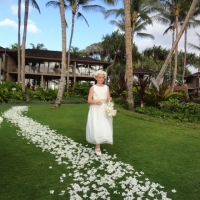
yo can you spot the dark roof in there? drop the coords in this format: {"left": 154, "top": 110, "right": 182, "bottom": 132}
{"left": 0, "top": 48, "right": 111, "bottom": 66}
{"left": 185, "top": 72, "right": 200, "bottom": 79}
{"left": 133, "top": 67, "right": 155, "bottom": 75}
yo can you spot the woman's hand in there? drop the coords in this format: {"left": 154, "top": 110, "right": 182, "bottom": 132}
{"left": 95, "top": 101, "right": 102, "bottom": 106}
{"left": 108, "top": 97, "right": 112, "bottom": 101}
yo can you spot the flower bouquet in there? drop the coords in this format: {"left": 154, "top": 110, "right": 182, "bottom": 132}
{"left": 106, "top": 101, "right": 117, "bottom": 117}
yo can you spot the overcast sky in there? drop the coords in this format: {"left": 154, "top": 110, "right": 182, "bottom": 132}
{"left": 0, "top": 0, "right": 199, "bottom": 72}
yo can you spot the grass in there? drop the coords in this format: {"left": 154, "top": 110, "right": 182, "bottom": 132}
{"left": 0, "top": 104, "right": 200, "bottom": 200}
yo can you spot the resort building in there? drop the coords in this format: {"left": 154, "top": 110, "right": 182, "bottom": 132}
{"left": 0, "top": 47, "right": 111, "bottom": 89}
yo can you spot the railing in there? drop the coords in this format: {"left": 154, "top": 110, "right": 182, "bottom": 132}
{"left": 186, "top": 83, "right": 197, "bottom": 88}
{"left": 9, "top": 66, "right": 94, "bottom": 77}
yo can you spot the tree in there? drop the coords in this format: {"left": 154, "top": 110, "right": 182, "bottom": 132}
{"left": 54, "top": 0, "right": 67, "bottom": 107}
{"left": 21, "top": 0, "right": 40, "bottom": 100}
{"left": 18, "top": 0, "right": 21, "bottom": 82}
{"left": 124, "top": 0, "right": 134, "bottom": 110}
{"left": 29, "top": 43, "right": 47, "bottom": 50}
{"left": 153, "top": 0, "right": 199, "bottom": 91}
{"left": 10, "top": 43, "right": 19, "bottom": 50}
{"left": 47, "top": 0, "right": 105, "bottom": 91}
{"left": 105, "top": 0, "right": 155, "bottom": 42}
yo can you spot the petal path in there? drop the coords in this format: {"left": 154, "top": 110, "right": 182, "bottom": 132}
{"left": 2, "top": 106, "right": 175, "bottom": 200}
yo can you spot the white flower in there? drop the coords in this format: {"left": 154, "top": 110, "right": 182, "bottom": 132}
{"left": 93, "top": 70, "right": 107, "bottom": 78}
{"left": 2, "top": 106, "right": 176, "bottom": 200}
{"left": 12, "top": 87, "right": 16, "bottom": 91}
{"left": 0, "top": 116, "right": 3, "bottom": 124}
{"left": 106, "top": 101, "right": 114, "bottom": 117}
{"left": 49, "top": 166, "right": 52, "bottom": 169}
{"left": 50, "top": 190, "right": 54, "bottom": 194}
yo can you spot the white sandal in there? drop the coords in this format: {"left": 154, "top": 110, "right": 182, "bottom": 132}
{"left": 95, "top": 148, "right": 102, "bottom": 156}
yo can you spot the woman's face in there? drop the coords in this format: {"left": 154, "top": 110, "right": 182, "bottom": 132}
{"left": 95, "top": 74, "right": 105, "bottom": 84}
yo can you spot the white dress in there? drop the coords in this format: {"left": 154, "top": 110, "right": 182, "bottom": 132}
{"left": 86, "top": 85, "right": 113, "bottom": 144}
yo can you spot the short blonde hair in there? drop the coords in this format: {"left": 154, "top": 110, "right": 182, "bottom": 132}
{"left": 93, "top": 70, "right": 107, "bottom": 78}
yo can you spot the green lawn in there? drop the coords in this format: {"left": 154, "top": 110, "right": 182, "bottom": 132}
{"left": 0, "top": 104, "right": 199, "bottom": 200}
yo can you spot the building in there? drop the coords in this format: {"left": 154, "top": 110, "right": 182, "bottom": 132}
{"left": 185, "top": 72, "right": 200, "bottom": 94}
{"left": 0, "top": 47, "right": 111, "bottom": 88}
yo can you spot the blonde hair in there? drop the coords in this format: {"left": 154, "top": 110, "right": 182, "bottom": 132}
{"left": 93, "top": 70, "right": 107, "bottom": 78}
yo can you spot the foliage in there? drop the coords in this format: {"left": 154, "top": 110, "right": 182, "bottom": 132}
{"left": 71, "top": 82, "right": 90, "bottom": 98}
{"left": 135, "top": 98, "right": 200, "bottom": 123}
{"left": 149, "top": 81, "right": 184, "bottom": 106}
{"left": 0, "top": 82, "right": 22, "bottom": 103}
{"left": 0, "top": 82, "right": 87, "bottom": 104}
{"left": 133, "top": 77, "right": 149, "bottom": 107}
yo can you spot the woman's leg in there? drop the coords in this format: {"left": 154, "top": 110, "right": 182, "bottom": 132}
{"left": 95, "top": 144, "right": 101, "bottom": 151}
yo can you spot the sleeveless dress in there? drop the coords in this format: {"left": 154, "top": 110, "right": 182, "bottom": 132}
{"left": 86, "top": 85, "right": 113, "bottom": 144}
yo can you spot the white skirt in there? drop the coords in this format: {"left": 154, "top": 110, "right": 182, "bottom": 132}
{"left": 86, "top": 103, "right": 113, "bottom": 144}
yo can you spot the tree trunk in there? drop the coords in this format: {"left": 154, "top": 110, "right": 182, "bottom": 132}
{"left": 54, "top": 0, "right": 67, "bottom": 107}
{"left": 154, "top": 0, "right": 198, "bottom": 89}
{"left": 67, "top": 12, "right": 75, "bottom": 92}
{"left": 171, "top": 16, "right": 179, "bottom": 92}
{"left": 182, "top": 28, "right": 187, "bottom": 85}
{"left": 21, "top": 0, "right": 29, "bottom": 101}
{"left": 124, "top": 0, "right": 134, "bottom": 110}
{"left": 18, "top": 0, "right": 21, "bottom": 83}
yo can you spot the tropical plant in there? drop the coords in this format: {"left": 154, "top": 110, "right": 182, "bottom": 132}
{"left": 29, "top": 43, "right": 47, "bottom": 50}
{"left": 133, "top": 77, "right": 149, "bottom": 107}
{"left": 104, "top": 0, "right": 155, "bottom": 42}
{"left": 150, "top": 81, "right": 184, "bottom": 106}
{"left": 153, "top": 0, "right": 199, "bottom": 91}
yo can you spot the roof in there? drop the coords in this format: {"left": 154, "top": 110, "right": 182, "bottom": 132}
{"left": 133, "top": 67, "right": 155, "bottom": 75}
{"left": 0, "top": 48, "right": 112, "bottom": 66}
{"left": 185, "top": 72, "right": 200, "bottom": 79}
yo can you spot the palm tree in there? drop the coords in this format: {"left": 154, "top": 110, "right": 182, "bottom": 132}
{"left": 29, "top": 43, "right": 47, "bottom": 50}
{"left": 104, "top": 0, "right": 155, "bottom": 42}
{"left": 54, "top": 0, "right": 67, "bottom": 107}
{"left": 124, "top": 0, "right": 134, "bottom": 110}
{"left": 154, "top": 0, "right": 199, "bottom": 91}
{"left": 10, "top": 43, "right": 19, "bottom": 50}
{"left": 46, "top": 0, "right": 105, "bottom": 91}
{"left": 21, "top": 0, "right": 40, "bottom": 100}
{"left": 18, "top": 0, "right": 21, "bottom": 83}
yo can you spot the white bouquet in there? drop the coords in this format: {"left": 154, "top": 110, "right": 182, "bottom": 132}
{"left": 106, "top": 101, "right": 117, "bottom": 117}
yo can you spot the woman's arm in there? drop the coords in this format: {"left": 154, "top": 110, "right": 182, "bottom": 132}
{"left": 107, "top": 86, "right": 112, "bottom": 101}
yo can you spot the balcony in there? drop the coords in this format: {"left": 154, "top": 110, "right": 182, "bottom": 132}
{"left": 9, "top": 66, "right": 95, "bottom": 78}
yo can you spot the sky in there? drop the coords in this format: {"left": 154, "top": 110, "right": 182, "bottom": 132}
{"left": 0, "top": 0, "right": 199, "bottom": 73}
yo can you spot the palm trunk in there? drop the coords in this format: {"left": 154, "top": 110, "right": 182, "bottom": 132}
{"left": 67, "top": 12, "right": 75, "bottom": 92}
{"left": 155, "top": 0, "right": 198, "bottom": 89}
{"left": 18, "top": 0, "right": 21, "bottom": 82}
{"left": 21, "top": 0, "right": 29, "bottom": 100}
{"left": 169, "top": 27, "right": 175, "bottom": 83}
{"left": 182, "top": 28, "right": 187, "bottom": 85}
{"left": 54, "top": 0, "right": 67, "bottom": 107}
{"left": 124, "top": 0, "right": 134, "bottom": 110}
{"left": 171, "top": 16, "right": 179, "bottom": 92}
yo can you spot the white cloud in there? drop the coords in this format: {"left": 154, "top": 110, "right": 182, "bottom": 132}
{"left": 135, "top": 22, "right": 199, "bottom": 55}
{"left": 0, "top": 18, "right": 17, "bottom": 28}
{"left": 11, "top": 5, "right": 18, "bottom": 15}
{"left": 21, "top": 19, "right": 41, "bottom": 33}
